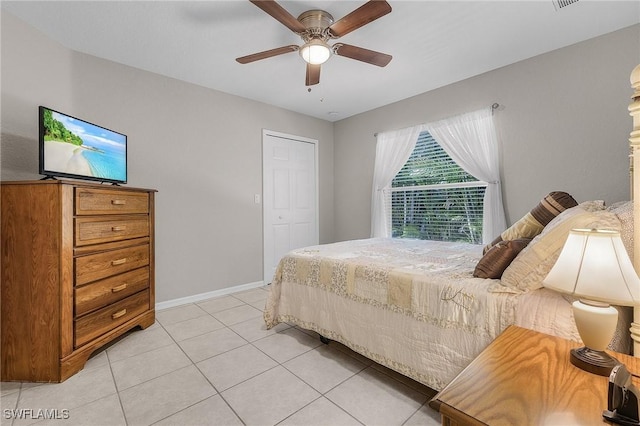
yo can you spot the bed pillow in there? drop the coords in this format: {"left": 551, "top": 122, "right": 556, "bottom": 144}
{"left": 498, "top": 205, "right": 621, "bottom": 293}
{"left": 483, "top": 191, "right": 577, "bottom": 254}
{"left": 608, "top": 201, "right": 633, "bottom": 260}
{"left": 580, "top": 199, "right": 606, "bottom": 212}
{"left": 473, "top": 238, "right": 531, "bottom": 279}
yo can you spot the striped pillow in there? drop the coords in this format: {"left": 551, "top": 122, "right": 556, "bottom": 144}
{"left": 474, "top": 238, "right": 531, "bottom": 279}
{"left": 483, "top": 191, "right": 577, "bottom": 254}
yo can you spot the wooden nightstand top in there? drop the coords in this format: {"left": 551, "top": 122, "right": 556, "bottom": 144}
{"left": 431, "top": 325, "right": 640, "bottom": 425}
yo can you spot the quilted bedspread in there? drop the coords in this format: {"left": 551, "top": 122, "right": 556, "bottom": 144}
{"left": 263, "top": 238, "right": 609, "bottom": 390}
{"left": 265, "top": 238, "right": 515, "bottom": 337}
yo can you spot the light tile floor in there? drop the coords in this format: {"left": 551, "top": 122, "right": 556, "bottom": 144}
{"left": 0, "top": 286, "right": 442, "bottom": 426}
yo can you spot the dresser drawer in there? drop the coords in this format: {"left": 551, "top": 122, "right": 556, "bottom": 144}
{"left": 75, "top": 216, "right": 149, "bottom": 246}
{"left": 76, "top": 188, "right": 149, "bottom": 215}
{"left": 75, "top": 267, "right": 150, "bottom": 316}
{"left": 75, "top": 290, "right": 150, "bottom": 347}
{"left": 75, "top": 244, "right": 149, "bottom": 286}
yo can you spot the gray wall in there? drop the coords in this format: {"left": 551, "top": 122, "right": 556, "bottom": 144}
{"left": 4, "top": 10, "right": 639, "bottom": 303}
{"left": 1, "top": 12, "right": 335, "bottom": 303}
{"left": 333, "top": 24, "right": 640, "bottom": 242}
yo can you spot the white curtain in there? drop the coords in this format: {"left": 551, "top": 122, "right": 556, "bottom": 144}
{"left": 424, "top": 108, "right": 506, "bottom": 244}
{"left": 370, "top": 126, "right": 424, "bottom": 237}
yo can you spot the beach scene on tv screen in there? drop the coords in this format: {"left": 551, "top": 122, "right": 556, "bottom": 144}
{"left": 43, "top": 108, "right": 126, "bottom": 182}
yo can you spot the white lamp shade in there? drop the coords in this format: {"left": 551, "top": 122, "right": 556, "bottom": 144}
{"left": 542, "top": 228, "right": 640, "bottom": 306}
{"left": 300, "top": 39, "right": 331, "bottom": 65}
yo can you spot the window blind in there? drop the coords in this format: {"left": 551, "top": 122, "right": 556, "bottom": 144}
{"left": 391, "top": 131, "right": 486, "bottom": 244}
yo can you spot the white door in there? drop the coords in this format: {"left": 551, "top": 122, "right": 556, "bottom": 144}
{"left": 263, "top": 130, "right": 318, "bottom": 284}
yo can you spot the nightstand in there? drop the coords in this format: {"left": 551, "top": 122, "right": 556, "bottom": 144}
{"left": 430, "top": 325, "right": 640, "bottom": 425}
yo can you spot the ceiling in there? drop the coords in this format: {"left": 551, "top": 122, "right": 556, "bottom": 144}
{"left": 3, "top": 1, "right": 639, "bottom": 122}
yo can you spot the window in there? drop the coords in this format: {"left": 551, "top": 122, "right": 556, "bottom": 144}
{"left": 391, "top": 131, "right": 487, "bottom": 244}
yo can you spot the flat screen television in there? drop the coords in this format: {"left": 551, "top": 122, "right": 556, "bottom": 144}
{"left": 39, "top": 106, "right": 127, "bottom": 184}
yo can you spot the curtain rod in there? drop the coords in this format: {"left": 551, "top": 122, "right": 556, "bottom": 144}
{"left": 373, "top": 103, "right": 501, "bottom": 137}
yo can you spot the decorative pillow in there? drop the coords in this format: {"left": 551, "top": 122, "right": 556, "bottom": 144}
{"left": 580, "top": 199, "right": 606, "bottom": 212}
{"left": 473, "top": 239, "right": 531, "bottom": 279}
{"left": 608, "top": 201, "right": 633, "bottom": 260}
{"left": 483, "top": 191, "right": 577, "bottom": 254}
{"left": 498, "top": 206, "right": 621, "bottom": 293}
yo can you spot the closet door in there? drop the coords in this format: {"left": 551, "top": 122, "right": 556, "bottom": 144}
{"left": 262, "top": 130, "right": 318, "bottom": 284}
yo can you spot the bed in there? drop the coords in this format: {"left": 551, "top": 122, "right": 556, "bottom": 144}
{"left": 264, "top": 64, "right": 640, "bottom": 391}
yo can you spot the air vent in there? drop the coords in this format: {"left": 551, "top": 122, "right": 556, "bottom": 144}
{"left": 553, "top": 0, "right": 579, "bottom": 11}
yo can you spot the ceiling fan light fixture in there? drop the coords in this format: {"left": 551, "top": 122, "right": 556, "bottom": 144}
{"left": 300, "top": 39, "right": 331, "bottom": 65}
{"left": 240, "top": 1, "right": 393, "bottom": 85}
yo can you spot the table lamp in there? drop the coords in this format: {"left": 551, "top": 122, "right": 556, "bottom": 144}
{"left": 543, "top": 228, "right": 640, "bottom": 376}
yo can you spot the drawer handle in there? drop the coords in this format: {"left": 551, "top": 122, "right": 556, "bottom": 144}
{"left": 111, "top": 199, "right": 126, "bottom": 205}
{"left": 111, "top": 226, "right": 126, "bottom": 232}
{"left": 111, "top": 309, "right": 127, "bottom": 320}
{"left": 111, "top": 258, "right": 127, "bottom": 266}
{"left": 111, "top": 283, "right": 128, "bottom": 293}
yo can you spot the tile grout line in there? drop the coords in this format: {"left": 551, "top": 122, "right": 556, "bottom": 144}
{"left": 166, "top": 297, "right": 322, "bottom": 425}
{"left": 105, "top": 348, "right": 130, "bottom": 426}
{"left": 159, "top": 298, "right": 430, "bottom": 425}
{"left": 274, "top": 351, "right": 366, "bottom": 425}
{"left": 153, "top": 309, "right": 248, "bottom": 425}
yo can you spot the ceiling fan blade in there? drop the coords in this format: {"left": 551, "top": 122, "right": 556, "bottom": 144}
{"left": 306, "top": 63, "right": 320, "bottom": 86}
{"left": 236, "top": 45, "right": 298, "bottom": 64}
{"left": 328, "top": 0, "right": 392, "bottom": 38}
{"left": 334, "top": 43, "right": 392, "bottom": 67}
{"left": 250, "top": 0, "right": 306, "bottom": 33}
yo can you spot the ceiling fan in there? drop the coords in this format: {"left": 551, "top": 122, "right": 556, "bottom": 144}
{"left": 236, "top": 0, "right": 393, "bottom": 86}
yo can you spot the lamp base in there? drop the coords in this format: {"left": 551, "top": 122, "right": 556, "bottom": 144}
{"left": 570, "top": 346, "right": 619, "bottom": 376}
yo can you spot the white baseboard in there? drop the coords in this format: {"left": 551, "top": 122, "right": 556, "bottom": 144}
{"left": 155, "top": 281, "right": 265, "bottom": 311}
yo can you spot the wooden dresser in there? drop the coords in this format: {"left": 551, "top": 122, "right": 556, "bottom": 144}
{"left": 1, "top": 180, "right": 156, "bottom": 382}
